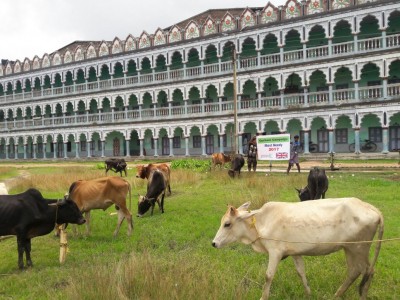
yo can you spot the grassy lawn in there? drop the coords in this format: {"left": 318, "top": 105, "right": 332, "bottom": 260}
{"left": 0, "top": 163, "right": 399, "bottom": 299}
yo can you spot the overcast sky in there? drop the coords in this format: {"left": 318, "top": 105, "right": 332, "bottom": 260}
{"left": 1, "top": 0, "right": 287, "bottom": 62}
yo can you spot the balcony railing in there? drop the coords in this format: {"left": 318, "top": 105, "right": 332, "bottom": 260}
{"left": 1, "top": 83, "right": 399, "bottom": 132}
{"left": 1, "top": 34, "right": 399, "bottom": 104}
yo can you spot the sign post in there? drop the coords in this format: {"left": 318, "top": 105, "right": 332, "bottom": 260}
{"left": 257, "top": 134, "right": 291, "bottom": 172}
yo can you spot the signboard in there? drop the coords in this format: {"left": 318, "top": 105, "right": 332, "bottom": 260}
{"left": 257, "top": 134, "right": 291, "bottom": 161}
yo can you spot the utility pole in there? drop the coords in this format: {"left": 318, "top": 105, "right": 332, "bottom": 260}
{"left": 232, "top": 44, "right": 238, "bottom": 154}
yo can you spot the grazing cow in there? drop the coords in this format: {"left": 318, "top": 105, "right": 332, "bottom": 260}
{"left": 228, "top": 154, "right": 245, "bottom": 178}
{"left": 0, "top": 188, "right": 85, "bottom": 269}
{"left": 137, "top": 170, "right": 166, "bottom": 217}
{"left": 136, "top": 163, "right": 171, "bottom": 195}
{"left": 105, "top": 158, "right": 127, "bottom": 177}
{"left": 296, "top": 167, "right": 329, "bottom": 201}
{"left": 66, "top": 177, "right": 133, "bottom": 236}
{"left": 211, "top": 153, "right": 231, "bottom": 170}
{"left": 212, "top": 198, "right": 384, "bottom": 300}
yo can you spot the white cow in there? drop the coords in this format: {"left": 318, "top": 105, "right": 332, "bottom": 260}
{"left": 212, "top": 198, "right": 384, "bottom": 300}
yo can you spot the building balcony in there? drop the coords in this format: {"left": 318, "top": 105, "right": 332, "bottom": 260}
{"left": 1, "top": 34, "right": 399, "bottom": 105}
{"left": 1, "top": 83, "right": 399, "bottom": 132}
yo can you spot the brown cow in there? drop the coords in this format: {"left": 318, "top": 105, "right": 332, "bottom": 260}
{"left": 211, "top": 153, "right": 231, "bottom": 170}
{"left": 66, "top": 177, "right": 133, "bottom": 237}
{"left": 136, "top": 163, "right": 171, "bottom": 195}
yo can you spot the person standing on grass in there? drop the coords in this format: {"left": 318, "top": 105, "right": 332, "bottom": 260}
{"left": 247, "top": 136, "right": 258, "bottom": 172}
{"left": 287, "top": 135, "right": 301, "bottom": 174}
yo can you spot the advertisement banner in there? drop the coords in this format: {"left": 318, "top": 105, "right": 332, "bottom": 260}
{"left": 257, "top": 134, "right": 291, "bottom": 161}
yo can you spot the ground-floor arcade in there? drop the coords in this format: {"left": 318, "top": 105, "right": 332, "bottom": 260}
{"left": 1, "top": 108, "right": 399, "bottom": 160}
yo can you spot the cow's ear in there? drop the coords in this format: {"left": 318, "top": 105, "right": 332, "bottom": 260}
{"left": 295, "top": 188, "right": 301, "bottom": 193}
{"left": 237, "top": 202, "right": 251, "bottom": 211}
{"left": 229, "top": 206, "right": 237, "bottom": 216}
{"left": 238, "top": 210, "right": 257, "bottom": 221}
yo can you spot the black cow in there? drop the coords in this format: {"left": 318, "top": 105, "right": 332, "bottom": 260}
{"left": 105, "top": 158, "right": 127, "bottom": 177}
{"left": 228, "top": 154, "right": 245, "bottom": 178}
{"left": 296, "top": 167, "right": 329, "bottom": 201}
{"left": 137, "top": 170, "right": 166, "bottom": 217}
{"left": 0, "top": 188, "right": 85, "bottom": 269}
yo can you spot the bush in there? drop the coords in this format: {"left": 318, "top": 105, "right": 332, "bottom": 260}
{"left": 170, "top": 158, "right": 211, "bottom": 172}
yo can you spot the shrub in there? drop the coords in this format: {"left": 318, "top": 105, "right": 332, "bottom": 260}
{"left": 170, "top": 158, "right": 211, "bottom": 172}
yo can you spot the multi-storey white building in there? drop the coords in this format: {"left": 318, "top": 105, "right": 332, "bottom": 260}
{"left": 0, "top": 0, "right": 399, "bottom": 160}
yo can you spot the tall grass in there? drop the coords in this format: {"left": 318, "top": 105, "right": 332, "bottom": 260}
{"left": 0, "top": 165, "right": 399, "bottom": 299}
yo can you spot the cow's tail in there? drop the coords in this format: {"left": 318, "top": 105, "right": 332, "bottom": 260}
{"left": 358, "top": 211, "right": 384, "bottom": 297}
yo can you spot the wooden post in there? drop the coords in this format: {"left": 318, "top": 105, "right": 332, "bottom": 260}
{"left": 59, "top": 226, "right": 68, "bottom": 264}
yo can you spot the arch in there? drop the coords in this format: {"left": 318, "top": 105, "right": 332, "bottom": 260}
{"left": 388, "top": 60, "right": 400, "bottom": 84}
{"left": 242, "top": 79, "right": 257, "bottom": 99}
{"left": 205, "top": 84, "right": 218, "bottom": 102}
{"left": 89, "top": 99, "right": 99, "bottom": 113}
{"left": 261, "top": 33, "right": 279, "bottom": 55}
{"left": 141, "top": 57, "right": 152, "bottom": 74}
{"left": 53, "top": 73, "right": 62, "bottom": 88}
{"left": 223, "top": 82, "right": 234, "bottom": 100}
{"left": 75, "top": 69, "right": 85, "bottom": 84}
{"left": 187, "top": 48, "right": 201, "bottom": 67}
{"left": 128, "top": 94, "right": 139, "bottom": 109}
{"left": 262, "top": 77, "right": 279, "bottom": 97}
{"left": 99, "top": 64, "right": 111, "bottom": 80}
{"left": 241, "top": 37, "right": 257, "bottom": 57}
{"left": 188, "top": 86, "right": 201, "bottom": 105}
{"left": 333, "top": 67, "right": 354, "bottom": 89}
{"left": 170, "top": 51, "right": 183, "bottom": 70}
{"left": 222, "top": 41, "right": 235, "bottom": 62}
{"left": 359, "top": 62, "right": 380, "bottom": 87}
{"left": 307, "top": 25, "right": 327, "bottom": 47}
{"left": 387, "top": 10, "right": 400, "bottom": 35}
{"left": 114, "top": 96, "right": 125, "bottom": 111}
{"left": 171, "top": 89, "right": 184, "bottom": 106}
{"left": 157, "top": 90, "right": 168, "bottom": 107}
{"left": 88, "top": 67, "right": 97, "bottom": 82}
{"left": 102, "top": 97, "right": 111, "bottom": 112}
{"left": 142, "top": 92, "right": 153, "bottom": 108}
{"left": 155, "top": 54, "right": 167, "bottom": 72}
{"left": 332, "top": 20, "right": 352, "bottom": 44}
{"left": 284, "top": 29, "right": 302, "bottom": 51}
{"left": 113, "top": 62, "right": 124, "bottom": 78}
{"left": 284, "top": 73, "right": 303, "bottom": 93}
{"left": 204, "top": 44, "right": 218, "bottom": 64}
{"left": 127, "top": 59, "right": 138, "bottom": 76}
{"left": 359, "top": 15, "right": 380, "bottom": 39}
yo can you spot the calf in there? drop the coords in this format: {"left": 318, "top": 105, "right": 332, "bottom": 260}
{"left": 296, "top": 167, "right": 329, "bottom": 201}
{"left": 105, "top": 158, "right": 127, "bottom": 177}
{"left": 66, "top": 177, "right": 133, "bottom": 236}
{"left": 136, "top": 163, "right": 171, "bottom": 195}
{"left": 228, "top": 154, "right": 244, "bottom": 178}
{"left": 212, "top": 198, "right": 384, "bottom": 300}
{"left": 0, "top": 189, "right": 85, "bottom": 269}
{"left": 211, "top": 152, "right": 231, "bottom": 170}
{"left": 137, "top": 170, "right": 166, "bottom": 217}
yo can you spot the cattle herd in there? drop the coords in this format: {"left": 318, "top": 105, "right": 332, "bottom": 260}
{"left": 0, "top": 153, "right": 385, "bottom": 300}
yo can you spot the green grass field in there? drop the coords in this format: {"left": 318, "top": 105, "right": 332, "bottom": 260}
{"left": 0, "top": 163, "right": 399, "bottom": 300}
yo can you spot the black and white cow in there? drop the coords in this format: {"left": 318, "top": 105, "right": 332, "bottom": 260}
{"left": 0, "top": 188, "right": 85, "bottom": 269}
